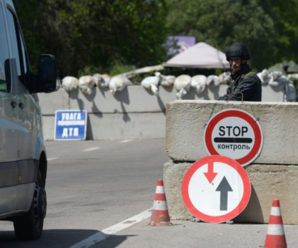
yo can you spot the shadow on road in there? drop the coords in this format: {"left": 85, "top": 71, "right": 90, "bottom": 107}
{"left": 93, "top": 234, "right": 135, "bottom": 248}
{"left": 0, "top": 229, "right": 131, "bottom": 248}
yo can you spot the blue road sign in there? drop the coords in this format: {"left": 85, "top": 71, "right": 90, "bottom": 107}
{"left": 54, "top": 110, "right": 87, "bottom": 140}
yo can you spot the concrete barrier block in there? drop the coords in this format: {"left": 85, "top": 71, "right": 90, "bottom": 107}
{"left": 163, "top": 161, "right": 298, "bottom": 224}
{"left": 37, "top": 84, "right": 286, "bottom": 141}
{"left": 42, "top": 112, "right": 166, "bottom": 140}
{"left": 234, "top": 163, "right": 298, "bottom": 224}
{"left": 68, "top": 86, "right": 176, "bottom": 113}
{"left": 42, "top": 115, "right": 55, "bottom": 140}
{"left": 86, "top": 112, "right": 166, "bottom": 140}
{"left": 37, "top": 90, "right": 69, "bottom": 115}
{"left": 42, "top": 111, "right": 165, "bottom": 141}
{"left": 166, "top": 100, "right": 298, "bottom": 165}
{"left": 163, "top": 160, "right": 194, "bottom": 221}
{"left": 67, "top": 85, "right": 229, "bottom": 114}
{"left": 38, "top": 85, "right": 284, "bottom": 116}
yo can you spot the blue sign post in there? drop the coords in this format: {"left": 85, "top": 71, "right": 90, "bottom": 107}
{"left": 54, "top": 110, "right": 87, "bottom": 140}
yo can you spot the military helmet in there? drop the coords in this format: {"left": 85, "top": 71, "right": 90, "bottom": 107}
{"left": 226, "top": 43, "right": 250, "bottom": 61}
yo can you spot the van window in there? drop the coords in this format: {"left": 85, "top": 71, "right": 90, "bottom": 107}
{"left": 0, "top": 8, "right": 9, "bottom": 91}
{"left": 6, "top": 7, "right": 29, "bottom": 77}
{"left": 5, "top": 8, "right": 21, "bottom": 76}
{"left": 19, "top": 31, "right": 28, "bottom": 73}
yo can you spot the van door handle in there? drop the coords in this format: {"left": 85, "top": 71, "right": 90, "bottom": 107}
{"left": 19, "top": 102, "right": 24, "bottom": 109}
{"left": 10, "top": 101, "right": 17, "bottom": 108}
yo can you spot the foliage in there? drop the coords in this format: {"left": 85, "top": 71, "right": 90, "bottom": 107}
{"left": 268, "top": 0, "right": 298, "bottom": 63}
{"left": 14, "top": 0, "right": 168, "bottom": 77}
{"left": 14, "top": 1, "right": 46, "bottom": 71}
{"left": 13, "top": 0, "right": 298, "bottom": 77}
{"left": 108, "top": 62, "right": 136, "bottom": 77}
{"left": 165, "top": 0, "right": 276, "bottom": 70}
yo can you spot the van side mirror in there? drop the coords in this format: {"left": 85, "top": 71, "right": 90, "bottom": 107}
{"left": 37, "top": 54, "right": 58, "bottom": 93}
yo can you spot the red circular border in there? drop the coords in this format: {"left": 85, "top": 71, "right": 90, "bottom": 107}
{"left": 204, "top": 109, "right": 262, "bottom": 166}
{"left": 181, "top": 155, "right": 251, "bottom": 223}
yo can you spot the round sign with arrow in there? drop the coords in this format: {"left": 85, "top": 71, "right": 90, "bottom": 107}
{"left": 181, "top": 155, "right": 251, "bottom": 223}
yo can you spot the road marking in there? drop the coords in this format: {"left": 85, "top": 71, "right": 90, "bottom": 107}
{"left": 83, "top": 147, "right": 101, "bottom": 152}
{"left": 68, "top": 208, "right": 152, "bottom": 248}
{"left": 47, "top": 157, "right": 57, "bottom": 161}
{"left": 120, "top": 139, "right": 132, "bottom": 143}
{"left": 103, "top": 208, "right": 151, "bottom": 234}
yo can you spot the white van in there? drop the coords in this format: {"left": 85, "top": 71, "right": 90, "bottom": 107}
{"left": 0, "top": 0, "right": 57, "bottom": 240}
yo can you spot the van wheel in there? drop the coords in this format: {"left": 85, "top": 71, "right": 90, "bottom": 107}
{"left": 13, "top": 171, "right": 47, "bottom": 240}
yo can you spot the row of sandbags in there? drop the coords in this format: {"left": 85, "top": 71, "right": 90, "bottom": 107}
{"left": 61, "top": 74, "right": 131, "bottom": 95}
{"left": 61, "top": 72, "right": 230, "bottom": 99}
{"left": 140, "top": 72, "right": 231, "bottom": 99}
{"left": 257, "top": 69, "right": 296, "bottom": 101}
{"left": 61, "top": 69, "right": 296, "bottom": 101}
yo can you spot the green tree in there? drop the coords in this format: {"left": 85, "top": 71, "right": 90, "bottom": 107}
{"left": 166, "top": 0, "right": 276, "bottom": 70}
{"left": 14, "top": 1, "right": 47, "bottom": 71}
{"left": 15, "top": 0, "right": 168, "bottom": 77}
{"left": 269, "top": 0, "right": 298, "bottom": 63}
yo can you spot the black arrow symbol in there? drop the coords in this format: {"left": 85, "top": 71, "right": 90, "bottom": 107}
{"left": 215, "top": 176, "right": 233, "bottom": 211}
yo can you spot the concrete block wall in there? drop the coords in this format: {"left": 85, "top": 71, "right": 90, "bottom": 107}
{"left": 166, "top": 100, "right": 298, "bottom": 164}
{"left": 164, "top": 161, "right": 298, "bottom": 224}
{"left": 164, "top": 100, "right": 298, "bottom": 224}
{"left": 38, "top": 84, "right": 286, "bottom": 140}
{"left": 37, "top": 84, "right": 229, "bottom": 140}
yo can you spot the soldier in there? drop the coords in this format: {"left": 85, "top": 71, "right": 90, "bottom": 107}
{"left": 218, "top": 43, "right": 262, "bottom": 101}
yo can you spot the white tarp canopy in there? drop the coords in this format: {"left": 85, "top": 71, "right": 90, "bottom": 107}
{"left": 164, "top": 42, "right": 229, "bottom": 69}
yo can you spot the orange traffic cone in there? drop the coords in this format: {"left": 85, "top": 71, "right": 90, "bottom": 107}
{"left": 264, "top": 199, "right": 287, "bottom": 248}
{"left": 149, "top": 179, "right": 172, "bottom": 226}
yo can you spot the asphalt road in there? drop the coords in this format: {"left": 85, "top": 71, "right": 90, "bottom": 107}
{"left": 0, "top": 138, "right": 297, "bottom": 248}
{"left": 0, "top": 138, "right": 168, "bottom": 248}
